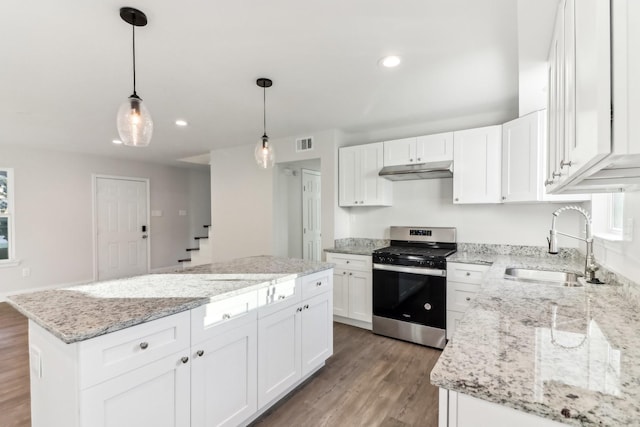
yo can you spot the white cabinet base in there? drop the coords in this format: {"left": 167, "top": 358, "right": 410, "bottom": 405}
{"left": 333, "top": 314, "right": 372, "bottom": 331}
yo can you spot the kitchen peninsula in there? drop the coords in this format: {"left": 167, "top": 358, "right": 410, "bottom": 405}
{"left": 8, "top": 256, "right": 334, "bottom": 427}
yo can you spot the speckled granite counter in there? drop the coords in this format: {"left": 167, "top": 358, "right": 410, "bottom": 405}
{"left": 432, "top": 254, "right": 640, "bottom": 426}
{"left": 7, "top": 256, "right": 332, "bottom": 344}
{"left": 324, "top": 237, "right": 389, "bottom": 256}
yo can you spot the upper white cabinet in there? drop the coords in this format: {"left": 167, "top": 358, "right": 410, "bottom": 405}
{"left": 546, "top": 0, "right": 640, "bottom": 193}
{"left": 383, "top": 132, "right": 453, "bottom": 167}
{"left": 453, "top": 125, "right": 502, "bottom": 204}
{"left": 339, "top": 142, "right": 392, "bottom": 207}
{"left": 502, "top": 110, "right": 589, "bottom": 203}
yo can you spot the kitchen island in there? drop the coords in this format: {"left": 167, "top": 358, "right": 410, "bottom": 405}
{"left": 431, "top": 252, "right": 640, "bottom": 426}
{"left": 8, "top": 256, "right": 334, "bottom": 427}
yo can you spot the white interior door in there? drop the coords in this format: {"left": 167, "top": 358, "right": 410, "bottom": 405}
{"left": 302, "top": 169, "right": 321, "bottom": 261}
{"left": 96, "top": 177, "right": 149, "bottom": 280}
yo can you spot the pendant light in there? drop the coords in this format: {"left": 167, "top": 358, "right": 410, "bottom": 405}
{"left": 116, "top": 7, "right": 153, "bottom": 147}
{"left": 254, "top": 78, "right": 275, "bottom": 168}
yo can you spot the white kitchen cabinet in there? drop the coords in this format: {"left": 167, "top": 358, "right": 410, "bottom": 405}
{"left": 81, "top": 351, "right": 191, "bottom": 427}
{"left": 190, "top": 321, "right": 257, "bottom": 427}
{"left": 502, "top": 111, "right": 589, "bottom": 203}
{"left": 446, "top": 262, "right": 490, "bottom": 340}
{"left": 546, "top": 0, "right": 640, "bottom": 193}
{"left": 439, "top": 389, "right": 565, "bottom": 427}
{"left": 383, "top": 132, "right": 453, "bottom": 166}
{"left": 339, "top": 143, "right": 392, "bottom": 207}
{"left": 257, "top": 274, "right": 333, "bottom": 409}
{"left": 325, "top": 253, "right": 372, "bottom": 329}
{"left": 453, "top": 125, "right": 502, "bottom": 204}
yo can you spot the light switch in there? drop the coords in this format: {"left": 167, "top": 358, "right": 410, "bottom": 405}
{"left": 151, "top": 210, "right": 163, "bottom": 217}
{"left": 178, "top": 210, "right": 187, "bottom": 216}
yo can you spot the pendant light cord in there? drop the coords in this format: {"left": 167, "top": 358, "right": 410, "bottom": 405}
{"left": 263, "top": 86, "right": 267, "bottom": 137}
{"left": 132, "top": 22, "right": 137, "bottom": 96}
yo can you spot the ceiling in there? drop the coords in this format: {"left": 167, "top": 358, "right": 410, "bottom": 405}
{"left": 1, "top": 0, "right": 557, "bottom": 167}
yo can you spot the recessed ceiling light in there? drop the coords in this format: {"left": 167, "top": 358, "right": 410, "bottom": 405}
{"left": 175, "top": 119, "right": 188, "bottom": 127}
{"left": 112, "top": 139, "right": 123, "bottom": 145}
{"left": 380, "top": 55, "right": 401, "bottom": 68}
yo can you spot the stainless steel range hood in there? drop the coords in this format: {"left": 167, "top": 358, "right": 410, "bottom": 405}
{"left": 378, "top": 160, "right": 453, "bottom": 181}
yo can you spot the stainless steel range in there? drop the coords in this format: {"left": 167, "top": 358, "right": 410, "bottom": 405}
{"left": 372, "top": 226, "right": 456, "bottom": 349}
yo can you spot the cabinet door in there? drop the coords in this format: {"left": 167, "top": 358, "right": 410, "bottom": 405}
{"left": 301, "top": 292, "right": 333, "bottom": 376}
{"left": 453, "top": 126, "right": 502, "bottom": 204}
{"left": 347, "top": 270, "right": 372, "bottom": 323}
{"left": 191, "top": 322, "right": 257, "bottom": 427}
{"left": 332, "top": 269, "right": 349, "bottom": 317}
{"left": 416, "top": 132, "right": 454, "bottom": 163}
{"left": 383, "top": 137, "right": 416, "bottom": 166}
{"left": 81, "top": 351, "right": 190, "bottom": 427}
{"left": 502, "top": 112, "right": 541, "bottom": 203}
{"left": 257, "top": 305, "right": 301, "bottom": 409}
{"left": 338, "top": 146, "right": 359, "bottom": 207}
{"left": 359, "top": 142, "right": 391, "bottom": 206}
{"left": 571, "top": 0, "right": 611, "bottom": 175}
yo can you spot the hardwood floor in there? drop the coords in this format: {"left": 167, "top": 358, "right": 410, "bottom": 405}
{"left": 252, "top": 322, "right": 442, "bottom": 427}
{"left": 0, "top": 303, "right": 441, "bottom": 427}
{"left": 0, "top": 303, "right": 30, "bottom": 427}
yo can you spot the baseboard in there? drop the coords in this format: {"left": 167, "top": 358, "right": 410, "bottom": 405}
{"left": 0, "top": 280, "right": 91, "bottom": 303}
{"left": 150, "top": 264, "right": 182, "bottom": 273}
{"left": 333, "top": 315, "right": 372, "bottom": 331}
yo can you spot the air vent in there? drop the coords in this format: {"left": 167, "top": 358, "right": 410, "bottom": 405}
{"left": 296, "top": 137, "right": 314, "bottom": 152}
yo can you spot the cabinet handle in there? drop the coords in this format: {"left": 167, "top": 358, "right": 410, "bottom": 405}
{"left": 552, "top": 171, "right": 562, "bottom": 178}
{"left": 346, "top": 260, "right": 350, "bottom": 264}
{"left": 181, "top": 356, "right": 189, "bottom": 364}
{"left": 222, "top": 313, "right": 231, "bottom": 320}
{"left": 560, "top": 160, "right": 572, "bottom": 168}
{"left": 544, "top": 179, "right": 554, "bottom": 186}
{"left": 409, "top": 158, "right": 414, "bottom": 162}
{"left": 196, "top": 350, "right": 204, "bottom": 357}
{"left": 466, "top": 297, "right": 471, "bottom": 301}
{"left": 454, "top": 198, "right": 459, "bottom": 202}
{"left": 417, "top": 157, "right": 421, "bottom": 161}
{"left": 466, "top": 272, "right": 471, "bottom": 276}
{"left": 304, "top": 304, "right": 309, "bottom": 309}
{"left": 139, "top": 342, "right": 149, "bottom": 350}
{"left": 502, "top": 196, "right": 506, "bottom": 200}
{"left": 278, "top": 295, "right": 286, "bottom": 300}
{"left": 296, "top": 307, "right": 302, "bottom": 312}
{"left": 349, "top": 272, "right": 353, "bottom": 276}
{"left": 316, "top": 281, "right": 322, "bottom": 287}
{"left": 342, "top": 271, "right": 347, "bottom": 275}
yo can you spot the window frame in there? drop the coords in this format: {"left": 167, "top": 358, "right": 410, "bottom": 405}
{"left": 592, "top": 192, "right": 624, "bottom": 241}
{"left": 0, "top": 167, "right": 16, "bottom": 265}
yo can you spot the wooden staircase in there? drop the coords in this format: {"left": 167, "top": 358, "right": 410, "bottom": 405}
{"left": 179, "top": 225, "right": 212, "bottom": 268}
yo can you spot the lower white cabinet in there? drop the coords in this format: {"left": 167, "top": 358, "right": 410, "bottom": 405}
{"left": 191, "top": 321, "right": 257, "bottom": 427}
{"left": 28, "top": 269, "right": 333, "bottom": 427}
{"left": 446, "top": 262, "right": 490, "bottom": 340}
{"left": 439, "top": 389, "right": 565, "bottom": 427}
{"left": 81, "top": 351, "right": 191, "bottom": 427}
{"left": 325, "top": 253, "right": 372, "bottom": 328}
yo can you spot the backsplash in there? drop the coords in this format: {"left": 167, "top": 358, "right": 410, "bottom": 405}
{"left": 457, "top": 242, "right": 580, "bottom": 259}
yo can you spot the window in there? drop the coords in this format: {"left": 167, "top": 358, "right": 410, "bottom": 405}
{"left": 592, "top": 192, "right": 625, "bottom": 241}
{"left": 610, "top": 192, "right": 624, "bottom": 232}
{"left": 0, "top": 168, "right": 14, "bottom": 262}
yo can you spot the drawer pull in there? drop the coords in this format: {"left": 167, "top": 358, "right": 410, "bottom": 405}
{"left": 196, "top": 350, "right": 204, "bottom": 357}
{"left": 139, "top": 342, "right": 149, "bottom": 350}
{"left": 316, "top": 281, "right": 322, "bottom": 287}
{"left": 222, "top": 313, "right": 231, "bottom": 320}
{"left": 304, "top": 304, "right": 309, "bottom": 310}
{"left": 465, "top": 297, "right": 471, "bottom": 301}
{"left": 296, "top": 307, "right": 302, "bottom": 312}
{"left": 346, "top": 260, "right": 350, "bottom": 264}
{"left": 278, "top": 295, "right": 286, "bottom": 300}
{"left": 466, "top": 272, "right": 471, "bottom": 276}
{"left": 181, "top": 356, "right": 189, "bottom": 364}
{"left": 343, "top": 271, "right": 347, "bottom": 275}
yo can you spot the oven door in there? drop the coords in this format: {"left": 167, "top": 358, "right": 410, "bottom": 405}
{"left": 372, "top": 264, "right": 446, "bottom": 329}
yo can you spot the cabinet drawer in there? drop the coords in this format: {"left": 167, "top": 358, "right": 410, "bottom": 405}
{"left": 258, "top": 279, "right": 301, "bottom": 318}
{"left": 300, "top": 270, "right": 333, "bottom": 299}
{"left": 447, "top": 262, "right": 490, "bottom": 284}
{"left": 326, "top": 253, "right": 372, "bottom": 271}
{"left": 78, "top": 311, "right": 190, "bottom": 389}
{"left": 447, "top": 281, "right": 480, "bottom": 313}
{"left": 191, "top": 291, "right": 258, "bottom": 344}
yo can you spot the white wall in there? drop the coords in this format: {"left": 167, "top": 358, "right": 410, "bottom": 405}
{"left": 348, "top": 178, "right": 582, "bottom": 247}
{"left": 187, "top": 168, "right": 211, "bottom": 239}
{"left": 0, "top": 144, "right": 209, "bottom": 298}
{"left": 592, "top": 190, "right": 640, "bottom": 281}
{"left": 210, "top": 129, "right": 347, "bottom": 262}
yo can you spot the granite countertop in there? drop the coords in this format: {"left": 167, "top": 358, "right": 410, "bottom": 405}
{"left": 324, "top": 246, "right": 378, "bottom": 256}
{"left": 7, "top": 256, "right": 332, "bottom": 344}
{"left": 324, "top": 237, "right": 389, "bottom": 256}
{"left": 432, "top": 254, "right": 640, "bottom": 426}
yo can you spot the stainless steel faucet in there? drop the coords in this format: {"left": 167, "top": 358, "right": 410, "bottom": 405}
{"left": 548, "top": 205, "right": 599, "bottom": 283}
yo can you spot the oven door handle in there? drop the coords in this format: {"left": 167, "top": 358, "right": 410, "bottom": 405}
{"left": 373, "top": 263, "right": 446, "bottom": 277}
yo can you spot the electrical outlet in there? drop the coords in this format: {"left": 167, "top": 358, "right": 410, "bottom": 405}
{"left": 151, "top": 210, "right": 162, "bottom": 217}
{"left": 178, "top": 210, "right": 187, "bottom": 216}
{"left": 22, "top": 268, "right": 30, "bottom": 278}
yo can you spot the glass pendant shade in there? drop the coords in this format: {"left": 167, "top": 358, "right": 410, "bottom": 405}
{"left": 255, "top": 135, "right": 275, "bottom": 169}
{"left": 117, "top": 95, "right": 153, "bottom": 147}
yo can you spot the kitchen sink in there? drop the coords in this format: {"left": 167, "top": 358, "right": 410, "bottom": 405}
{"left": 504, "top": 267, "right": 583, "bottom": 287}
